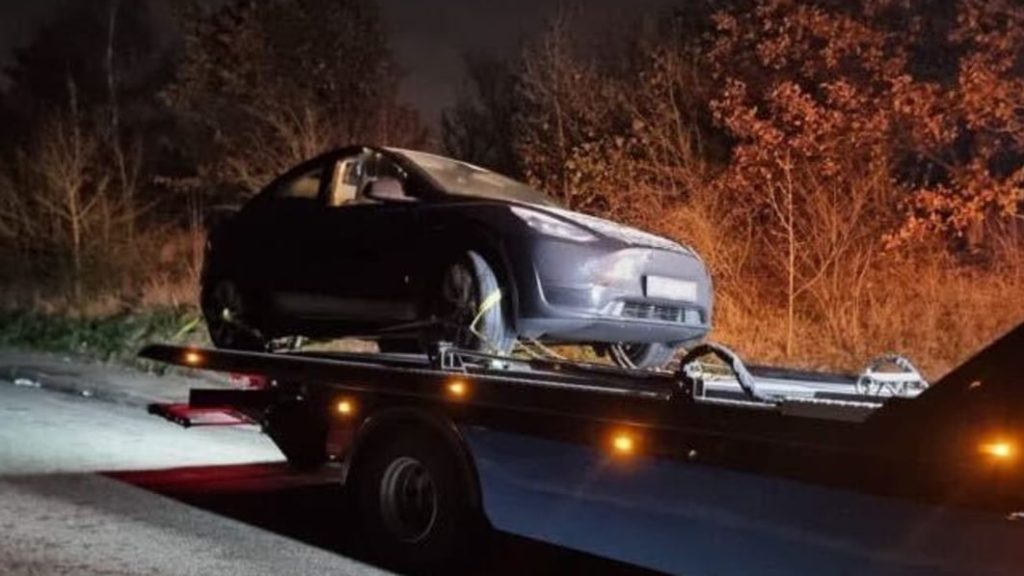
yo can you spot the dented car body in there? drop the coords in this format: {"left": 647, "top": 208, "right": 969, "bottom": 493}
{"left": 201, "top": 146, "right": 711, "bottom": 369}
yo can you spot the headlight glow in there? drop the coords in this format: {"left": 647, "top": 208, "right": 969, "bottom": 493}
{"left": 510, "top": 207, "right": 597, "bottom": 243}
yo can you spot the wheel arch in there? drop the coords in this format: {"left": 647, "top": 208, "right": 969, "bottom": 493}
{"left": 347, "top": 406, "right": 485, "bottom": 515}
{"left": 431, "top": 221, "right": 522, "bottom": 333}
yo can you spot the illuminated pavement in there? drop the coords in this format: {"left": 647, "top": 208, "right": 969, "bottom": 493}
{"left": 0, "top": 383, "right": 388, "bottom": 576}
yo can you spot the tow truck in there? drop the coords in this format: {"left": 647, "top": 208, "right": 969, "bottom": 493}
{"left": 145, "top": 326, "right": 1024, "bottom": 575}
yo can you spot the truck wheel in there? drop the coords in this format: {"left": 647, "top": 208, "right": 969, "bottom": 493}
{"left": 608, "top": 342, "right": 679, "bottom": 370}
{"left": 265, "top": 402, "right": 328, "bottom": 471}
{"left": 434, "top": 251, "right": 515, "bottom": 355}
{"left": 352, "top": 430, "right": 480, "bottom": 571}
{"left": 201, "top": 279, "right": 268, "bottom": 351}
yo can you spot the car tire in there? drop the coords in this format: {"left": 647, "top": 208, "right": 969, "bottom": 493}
{"left": 351, "top": 430, "right": 480, "bottom": 572}
{"left": 201, "top": 279, "right": 268, "bottom": 351}
{"left": 608, "top": 342, "right": 679, "bottom": 370}
{"left": 434, "top": 251, "right": 515, "bottom": 355}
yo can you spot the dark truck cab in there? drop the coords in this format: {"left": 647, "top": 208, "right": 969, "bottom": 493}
{"left": 145, "top": 324, "right": 1024, "bottom": 575}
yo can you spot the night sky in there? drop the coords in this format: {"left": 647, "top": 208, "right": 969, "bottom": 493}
{"left": 0, "top": 0, "right": 678, "bottom": 128}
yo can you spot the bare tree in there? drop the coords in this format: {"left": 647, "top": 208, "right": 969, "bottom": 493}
{"left": 101, "top": 0, "right": 144, "bottom": 242}
{"left": 165, "top": 0, "right": 427, "bottom": 196}
{"left": 442, "top": 54, "right": 521, "bottom": 176}
{"left": 29, "top": 81, "right": 109, "bottom": 300}
{"left": 0, "top": 164, "right": 28, "bottom": 250}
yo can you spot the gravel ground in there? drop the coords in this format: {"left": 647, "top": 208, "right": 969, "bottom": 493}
{"left": 0, "top": 346, "right": 231, "bottom": 406}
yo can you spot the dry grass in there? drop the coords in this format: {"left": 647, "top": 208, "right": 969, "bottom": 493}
{"left": 0, "top": 228, "right": 207, "bottom": 365}
{"left": 710, "top": 258, "right": 1024, "bottom": 380}
{"left": 654, "top": 197, "right": 1024, "bottom": 381}
{"left": 0, "top": 229, "right": 202, "bottom": 317}
{"left": 4, "top": 221, "right": 1024, "bottom": 380}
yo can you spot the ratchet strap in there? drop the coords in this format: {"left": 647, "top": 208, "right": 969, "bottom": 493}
{"left": 470, "top": 288, "right": 502, "bottom": 331}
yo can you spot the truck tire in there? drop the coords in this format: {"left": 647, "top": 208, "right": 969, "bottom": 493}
{"left": 351, "top": 429, "right": 480, "bottom": 571}
{"left": 264, "top": 402, "right": 328, "bottom": 471}
{"left": 201, "top": 279, "right": 268, "bottom": 351}
{"left": 608, "top": 342, "right": 679, "bottom": 370}
{"left": 434, "top": 251, "right": 516, "bottom": 355}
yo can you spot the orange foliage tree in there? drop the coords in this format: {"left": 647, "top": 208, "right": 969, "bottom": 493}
{"left": 898, "top": 0, "right": 1024, "bottom": 246}
{"left": 444, "top": 0, "right": 1024, "bottom": 371}
{"left": 708, "top": 0, "right": 919, "bottom": 356}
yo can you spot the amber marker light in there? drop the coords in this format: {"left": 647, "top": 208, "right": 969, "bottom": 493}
{"left": 610, "top": 430, "right": 638, "bottom": 456}
{"left": 336, "top": 398, "right": 355, "bottom": 416}
{"left": 183, "top": 350, "right": 203, "bottom": 366}
{"left": 980, "top": 439, "right": 1016, "bottom": 461}
{"left": 446, "top": 379, "right": 469, "bottom": 399}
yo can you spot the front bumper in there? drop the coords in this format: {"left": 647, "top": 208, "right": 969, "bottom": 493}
{"left": 509, "top": 238, "right": 712, "bottom": 344}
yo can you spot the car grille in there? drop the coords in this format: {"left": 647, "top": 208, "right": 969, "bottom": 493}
{"left": 619, "top": 302, "right": 702, "bottom": 324}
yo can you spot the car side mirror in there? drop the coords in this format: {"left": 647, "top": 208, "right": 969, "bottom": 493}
{"left": 364, "top": 177, "right": 413, "bottom": 202}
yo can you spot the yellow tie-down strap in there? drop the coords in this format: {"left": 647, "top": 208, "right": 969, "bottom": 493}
{"left": 469, "top": 287, "right": 566, "bottom": 361}
{"left": 470, "top": 288, "right": 502, "bottom": 333}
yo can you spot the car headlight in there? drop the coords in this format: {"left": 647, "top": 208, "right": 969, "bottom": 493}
{"left": 510, "top": 207, "right": 597, "bottom": 243}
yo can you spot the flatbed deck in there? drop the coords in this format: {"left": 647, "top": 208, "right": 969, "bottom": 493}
{"left": 144, "top": 341, "right": 925, "bottom": 416}
{"left": 140, "top": 329, "right": 1024, "bottom": 576}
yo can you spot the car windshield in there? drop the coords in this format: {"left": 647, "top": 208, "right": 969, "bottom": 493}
{"left": 390, "top": 148, "right": 559, "bottom": 207}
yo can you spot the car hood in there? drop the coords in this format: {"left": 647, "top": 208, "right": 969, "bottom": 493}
{"left": 523, "top": 203, "right": 699, "bottom": 257}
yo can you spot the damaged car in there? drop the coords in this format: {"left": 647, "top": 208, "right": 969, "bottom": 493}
{"left": 200, "top": 146, "right": 712, "bottom": 369}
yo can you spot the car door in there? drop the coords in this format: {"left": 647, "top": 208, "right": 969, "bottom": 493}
{"left": 242, "top": 159, "right": 329, "bottom": 324}
{"left": 306, "top": 151, "right": 422, "bottom": 333}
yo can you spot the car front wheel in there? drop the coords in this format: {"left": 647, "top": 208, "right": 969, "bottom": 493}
{"left": 433, "top": 251, "right": 515, "bottom": 355}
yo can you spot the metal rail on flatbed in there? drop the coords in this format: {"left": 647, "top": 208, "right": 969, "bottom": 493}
{"left": 142, "top": 340, "right": 926, "bottom": 427}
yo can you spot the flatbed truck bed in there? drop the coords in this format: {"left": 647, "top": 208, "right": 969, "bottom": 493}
{"left": 142, "top": 329, "right": 1024, "bottom": 575}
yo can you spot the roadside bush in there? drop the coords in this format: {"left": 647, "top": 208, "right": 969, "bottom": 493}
{"left": 0, "top": 307, "right": 208, "bottom": 365}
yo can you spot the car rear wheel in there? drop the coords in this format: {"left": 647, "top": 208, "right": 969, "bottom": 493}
{"left": 201, "top": 279, "right": 268, "bottom": 351}
{"left": 608, "top": 342, "right": 679, "bottom": 370}
{"left": 434, "top": 251, "right": 515, "bottom": 355}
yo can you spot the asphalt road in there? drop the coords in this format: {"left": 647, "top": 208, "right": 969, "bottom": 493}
{"left": 0, "top": 378, "right": 659, "bottom": 576}
{"left": 0, "top": 383, "right": 391, "bottom": 576}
